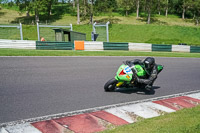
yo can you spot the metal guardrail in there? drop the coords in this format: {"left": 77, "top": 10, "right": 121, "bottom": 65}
{"left": 36, "top": 41, "right": 74, "bottom": 50}
{"left": 0, "top": 40, "right": 35, "bottom": 49}
{"left": 152, "top": 44, "right": 172, "bottom": 52}
{"left": 103, "top": 42, "right": 128, "bottom": 50}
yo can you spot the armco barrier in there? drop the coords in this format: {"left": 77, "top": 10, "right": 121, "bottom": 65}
{"left": 74, "top": 41, "right": 84, "bottom": 50}
{"left": 129, "top": 43, "right": 151, "bottom": 52}
{"left": 103, "top": 42, "right": 128, "bottom": 50}
{"left": 0, "top": 39, "right": 36, "bottom": 49}
{"left": 152, "top": 44, "right": 172, "bottom": 52}
{"left": 1, "top": 40, "right": 200, "bottom": 53}
{"left": 172, "top": 45, "right": 190, "bottom": 53}
{"left": 84, "top": 41, "right": 103, "bottom": 51}
{"left": 36, "top": 41, "right": 74, "bottom": 50}
{"left": 190, "top": 46, "right": 200, "bottom": 53}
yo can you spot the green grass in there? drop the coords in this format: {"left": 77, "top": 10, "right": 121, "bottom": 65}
{"left": 0, "top": 49, "right": 200, "bottom": 58}
{"left": 1, "top": 24, "right": 199, "bottom": 46}
{"left": 1, "top": 6, "right": 200, "bottom": 45}
{"left": 109, "top": 24, "right": 200, "bottom": 45}
{"left": 0, "top": 26, "right": 21, "bottom": 40}
{"left": 101, "top": 105, "right": 200, "bottom": 133}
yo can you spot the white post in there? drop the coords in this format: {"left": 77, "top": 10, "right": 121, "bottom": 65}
{"left": 19, "top": 23, "right": 23, "bottom": 40}
{"left": 70, "top": 24, "right": 73, "bottom": 31}
{"left": 93, "top": 22, "right": 96, "bottom": 34}
{"left": 106, "top": 21, "right": 110, "bottom": 42}
{"left": 37, "top": 22, "right": 40, "bottom": 41}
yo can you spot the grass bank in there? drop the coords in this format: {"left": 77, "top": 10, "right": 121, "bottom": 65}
{"left": 101, "top": 105, "right": 200, "bottom": 133}
{"left": 1, "top": 7, "right": 200, "bottom": 46}
{"left": 0, "top": 24, "right": 200, "bottom": 46}
{"left": 0, "top": 49, "right": 200, "bottom": 58}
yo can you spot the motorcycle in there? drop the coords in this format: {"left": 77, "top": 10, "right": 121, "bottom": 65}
{"left": 104, "top": 61, "right": 163, "bottom": 92}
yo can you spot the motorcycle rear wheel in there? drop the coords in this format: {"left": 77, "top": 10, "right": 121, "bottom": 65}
{"left": 104, "top": 78, "right": 118, "bottom": 92}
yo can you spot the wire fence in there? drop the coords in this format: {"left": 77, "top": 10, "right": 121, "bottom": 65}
{"left": 0, "top": 23, "right": 73, "bottom": 41}
{"left": 0, "top": 22, "right": 109, "bottom": 41}
{"left": 0, "top": 23, "right": 23, "bottom": 40}
{"left": 37, "top": 23, "right": 73, "bottom": 41}
{"left": 93, "top": 21, "right": 110, "bottom": 42}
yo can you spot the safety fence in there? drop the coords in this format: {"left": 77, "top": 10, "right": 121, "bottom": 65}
{"left": 0, "top": 40, "right": 200, "bottom": 53}
{"left": 92, "top": 22, "right": 110, "bottom": 42}
{"left": 0, "top": 39, "right": 35, "bottom": 49}
{"left": 35, "top": 41, "right": 200, "bottom": 53}
{"left": 36, "top": 23, "right": 73, "bottom": 41}
{"left": 190, "top": 46, "right": 200, "bottom": 53}
{"left": 36, "top": 41, "right": 74, "bottom": 50}
{"left": 0, "top": 23, "right": 23, "bottom": 40}
{"left": 152, "top": 44, "right": 172, "bottom": 52}
{"left": 103, "top": 42, "right": 128, "bottom": 50}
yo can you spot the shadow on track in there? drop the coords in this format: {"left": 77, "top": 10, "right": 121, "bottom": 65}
{"left": 115, "top": 86, "right": 160, "bottom": 95}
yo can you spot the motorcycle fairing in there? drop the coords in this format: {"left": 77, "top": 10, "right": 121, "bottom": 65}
{"left": 132, "top": 64, "right": 147, "bottom": 77}
{"left": 115, "top": 64, "right": 133, "bottom": 82}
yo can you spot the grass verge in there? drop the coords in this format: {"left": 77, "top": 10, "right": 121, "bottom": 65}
{"left": 101, "top": 105, "right": 200, "bottom": 133}
{"left": 0, "top": 49, "right": 200, "bottom": 58}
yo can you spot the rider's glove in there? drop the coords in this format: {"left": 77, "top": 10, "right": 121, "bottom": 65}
{"left": 133, "top": 73, "right": 140, "bottom": 83}
{"left": 135, "top": 76, "right": 140, "bottom": 83}
{"left": 132, "top": 69, "right": 140, "bottom": 83}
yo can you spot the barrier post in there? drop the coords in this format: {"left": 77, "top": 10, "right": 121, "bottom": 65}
{"left": 19, "top": 23, "right": 23, "bottom": 40}
{"left": 37, "top": 22, "right": 40, "bottom": 41}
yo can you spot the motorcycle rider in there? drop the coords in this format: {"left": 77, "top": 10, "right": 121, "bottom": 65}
{"left": 127, "top": 57, "right": 158, "bottom": 93}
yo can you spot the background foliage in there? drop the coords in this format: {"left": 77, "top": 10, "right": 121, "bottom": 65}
{"left": 1, "top": 0, "right": 200, "bottom": 25}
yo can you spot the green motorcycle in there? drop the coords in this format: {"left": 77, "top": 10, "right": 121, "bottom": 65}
{"left": 104, "top": 61, "right": 163, "bottom": 92}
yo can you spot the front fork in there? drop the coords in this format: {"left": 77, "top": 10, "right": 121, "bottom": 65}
{"left": 116, "top": 82, "right": 124, "bottom": 87}
{"left": 115, "top": 76, "right": 134, "bottom": 87}
{"left": 115, "top": 76, "right": 123, "bottom": 87}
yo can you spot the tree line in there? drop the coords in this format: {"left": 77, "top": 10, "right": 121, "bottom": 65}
{"left": 1, "top": 0, "right": 200, "bottom": 25}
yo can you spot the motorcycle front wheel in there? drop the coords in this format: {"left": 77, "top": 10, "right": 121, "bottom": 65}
{"left": 104, "top": 78, "right": 118, "bottom": 92}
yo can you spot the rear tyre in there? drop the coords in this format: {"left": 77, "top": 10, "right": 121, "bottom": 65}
{"left": 104, "top": 78, "right": 118, "bottom": 92}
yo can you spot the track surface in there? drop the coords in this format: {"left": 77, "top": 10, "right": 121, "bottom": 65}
{"left": 0, "top": 56, "right": 199, "bottom": 124}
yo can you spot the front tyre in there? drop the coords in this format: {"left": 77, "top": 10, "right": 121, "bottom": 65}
{"left": 104, "top": 78, "right": 118, "bottom": 92}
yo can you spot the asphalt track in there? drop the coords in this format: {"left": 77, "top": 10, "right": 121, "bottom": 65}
{"left": 0, "top": 56, "right": 199, "bottom": 124}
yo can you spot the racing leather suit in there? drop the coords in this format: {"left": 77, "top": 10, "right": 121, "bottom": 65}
{"left": 127, "top": 59, "right": 158, "bottom": 89}
{"left": 136, "top": 64, "right": 158, "bottom": 87}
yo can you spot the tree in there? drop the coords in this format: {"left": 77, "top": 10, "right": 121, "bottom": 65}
{"left": 83, "top": 0, "right": 87, "bottom": 16}
{"left": 15, "top": 0, "right": 31, "bottom": 17}
{"left": 46, "top": 0, "right": 54, "bottom": 18}
{"left": 157, "top": 0, "right": 161, "bottom": 15}
{"left": 190, "top": 0, "right": 200, "bottom": 25}
{"left": 89, "top": 0, "right": 94, "bottom": 24}
{"left": 136, "top": 0, "right": 140, "bottom": 18}
{"left": 178, "top": 0, "right": 191, "bottom": 19}
{"left": 77, "top": 0, "right": 80, "bottom": 24}
{"left": 117, "top": 0, "right": 133, "bottom": 16}
{"left": 165, "top": 0, "right": 168, "bottom": 17}
{"left": 155, "top": 0, "right": 168, "bottom": 16}
{"left": 94, "top": 0, "right": 117, "bottom": 23}
{"left": 95, "top": 0, "right": 117, "bottom": 13}
{"left": 146, "top": 0, "right": 157, "bottom": 24}
{"left": 73, "top": 0, "right": 75, "bottom": 8}
{"left": 167, "top": 0, "right": 179, "bottom": 15}
{"left": 15, "top": 0, "right": 55, "bottom": 22}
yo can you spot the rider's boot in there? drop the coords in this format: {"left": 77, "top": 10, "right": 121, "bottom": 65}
{"left": 145, "top": 85, "right": 155, "bottom": 94}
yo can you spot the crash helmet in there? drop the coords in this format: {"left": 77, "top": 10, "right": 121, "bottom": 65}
{"left": 144, "top": 57, "right": 155, "bottom": 70}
